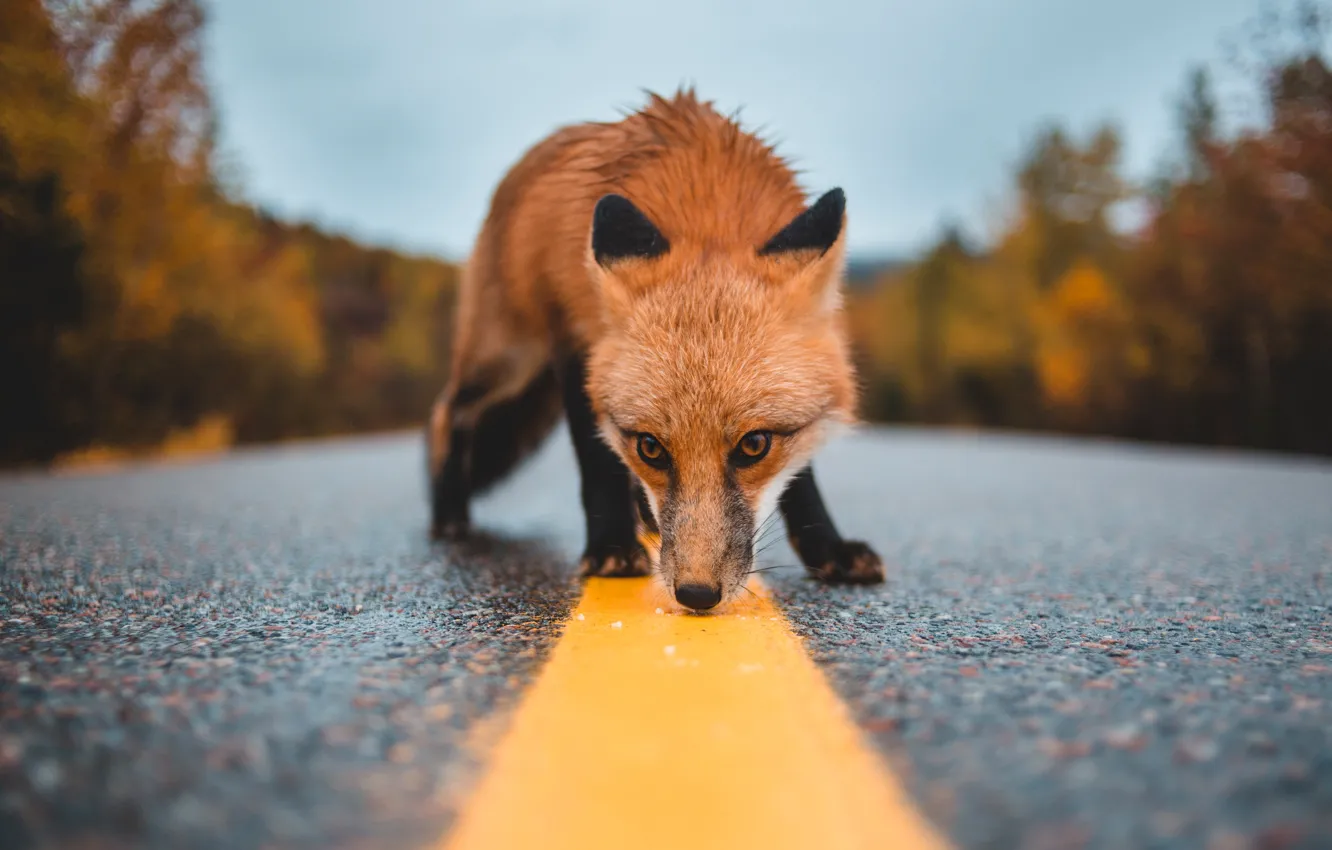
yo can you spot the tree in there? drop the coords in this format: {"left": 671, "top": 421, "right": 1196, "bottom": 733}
{"left": 1128, "top": 3, "right": 1332, "bottom": 453}
{"left": 0, "top": 0, "right": 460, "bottom": 466}
{"left": 912, "top": 224, "right": 969, "bottom": 421}
{"left": 1016, "top": 123, "right": 1128, "bottom": 292}
{"left": 0, "top": 132, "right": 89, "bottom": 464}
{"left": 47, "top": 0, "right": 213, "bottom": 176}
{"left": 1177, "top": 66, "right": 1219, "bottom": 182}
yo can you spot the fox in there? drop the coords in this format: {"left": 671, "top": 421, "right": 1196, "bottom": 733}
{"left": 426, "top": 88, "right": 884, "bottom": 611}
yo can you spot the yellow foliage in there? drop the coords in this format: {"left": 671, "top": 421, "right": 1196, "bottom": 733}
{"left": 381, "top": 259, "right": 456, "bottom": 372}
{"left": 1031, "top": 259, "right": 1128, "bottom": 408}
{"left": 1051, "top": 259, "right": 1117, "bottom": 319}
{"left": 122, "top": 259, "right": 178, "bottom": 338}
{"left": 53, "top": 413, "right": 234, "bottom": 473}
{"left": 944, "top": 259, "right": 1029, "bottom": 365}
{"left": 1036, "top": 344, "right": 1090, "bottom": 408}
{"left": 180, "top": 208, "right": 325, "bottom": 375}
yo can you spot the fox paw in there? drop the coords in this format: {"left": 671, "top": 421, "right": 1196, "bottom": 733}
{"left": 810, "top": 540, "right": 885, "bottom": 584}
{"left": 430, "top": 519, "right": 470, "bottom": 542}
{"left": 578, "top": 544, "right": 652, "bottom": 578}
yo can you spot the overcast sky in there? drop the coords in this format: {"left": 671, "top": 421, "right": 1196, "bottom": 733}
{"left": 203, "top": 0, "right": 1263, "bottom": 261}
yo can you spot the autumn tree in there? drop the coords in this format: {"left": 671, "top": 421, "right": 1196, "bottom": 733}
{"left": 0, "top": 0, "right": 459, "bottom": 466}
{"left": 1177, "top": 67, "right": 1219, "bottom": 183}
{"left": 0, "top": 133, "right": 89, "bottom": 464}
{"left": 912, "top": 224, "right": 969, "bottom": 421}
{"left": 1128, "top": 1, "right": 1332, "bottom": 453}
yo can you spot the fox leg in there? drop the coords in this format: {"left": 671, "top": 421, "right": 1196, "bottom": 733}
{"left": 779, "top": 465, "right": 884, "bottom": 584}
{"left": 427, "top": 347, "right": 558, "bottom": 541}
{"left": 560, "top": 354, "right": 651, "bottom": 578}
{"left": 427, "top": 377, "right": 489, "bottom": 541}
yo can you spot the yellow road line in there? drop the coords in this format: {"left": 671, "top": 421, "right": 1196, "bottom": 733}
{"left": 443, "top": 577, "right": 949, "bottom": 850}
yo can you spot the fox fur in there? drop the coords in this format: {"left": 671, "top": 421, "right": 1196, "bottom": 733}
{"left": 427, "top": 88, "right": 883, "bottom": 610}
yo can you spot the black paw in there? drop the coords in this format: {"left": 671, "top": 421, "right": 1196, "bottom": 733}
{"left": 430, "top": 518, "right": 470, "bottom": 542}
{"left": 809, "top": 540, "right": 885, "bottom": 584}
{"left": 577, "top": 542, "right": 652, "bottom": 578}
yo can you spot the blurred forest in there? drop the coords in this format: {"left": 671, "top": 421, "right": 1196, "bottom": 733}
{"left": 2, "top": 1, "right": 1331, "bottom": 468}
{"left": 850, "top": 2, "right": 1332, "bottom": 457}
{"left": 1, "top": 0, "right": 457, "bottom": 467}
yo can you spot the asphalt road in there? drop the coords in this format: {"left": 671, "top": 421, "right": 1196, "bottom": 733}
{"left": 2, "top": 427, "right": 1330, "bottom": 850}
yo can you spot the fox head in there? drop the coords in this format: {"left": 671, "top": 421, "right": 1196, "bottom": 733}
{"left": 584, "top": 189, "right": 858, "bottom": 611}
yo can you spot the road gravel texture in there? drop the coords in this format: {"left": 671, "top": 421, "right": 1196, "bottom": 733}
{"left": 0, "top": 435, "right": 578, "bottom": 850}
{"left": 2, "top": 426, "right": 1330, "bottom": 850}
{"left": 770, "top": 431, "right": 1332, "bottom": 850}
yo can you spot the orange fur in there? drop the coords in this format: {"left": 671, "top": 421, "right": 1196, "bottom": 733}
{"left": 430, "top": 88, "right": 867, "bottom": 604}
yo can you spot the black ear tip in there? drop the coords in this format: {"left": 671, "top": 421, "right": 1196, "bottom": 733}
{"left": 810, "top": 187, "right": 845, "bottom": 221}
{"left": 594, "top": 193, "right": 634, "bottom": 221}
{"left": 757, "top": 187, "right": 847, "bottom": 257}
{"left": 592, "top": 193, "right": 670, "bottom": 267}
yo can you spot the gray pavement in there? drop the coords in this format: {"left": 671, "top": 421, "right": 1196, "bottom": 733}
{"left": 0, "top": 435, "right": 578, "bottom": 850}
{"left": 772, "top": 430, "right": 1332, "bottom": 850}
{"left": 2, "top": 427, "right": 1331, "bottom": 849}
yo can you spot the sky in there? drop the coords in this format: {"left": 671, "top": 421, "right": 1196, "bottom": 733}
{"left": 203, "top": 0, "right": 1264, "bottom": 262}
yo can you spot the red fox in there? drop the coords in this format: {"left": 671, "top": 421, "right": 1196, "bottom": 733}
{"left": 427, "top": 89, "right": 883, "bottom": 611}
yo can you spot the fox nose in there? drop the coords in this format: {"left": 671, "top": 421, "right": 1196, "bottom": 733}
{"left": 675, "top": 583, "right": 722, "bottom": 611}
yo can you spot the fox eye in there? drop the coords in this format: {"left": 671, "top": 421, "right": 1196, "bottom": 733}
{"left": 732, "top": 431, "right": 772, "bottom": 467}
{"left": 636, "top": 434, "right": 670, "bottom": 469}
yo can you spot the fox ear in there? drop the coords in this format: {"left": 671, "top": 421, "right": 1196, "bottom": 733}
{"left": 592, "top": 194, "right": 670, "bottom": 267}
{"left": 758, "top": 188, "right": 845, "bottom": 257}
{"left": 760, "top": 189, "right": 848, "bottom": 315}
